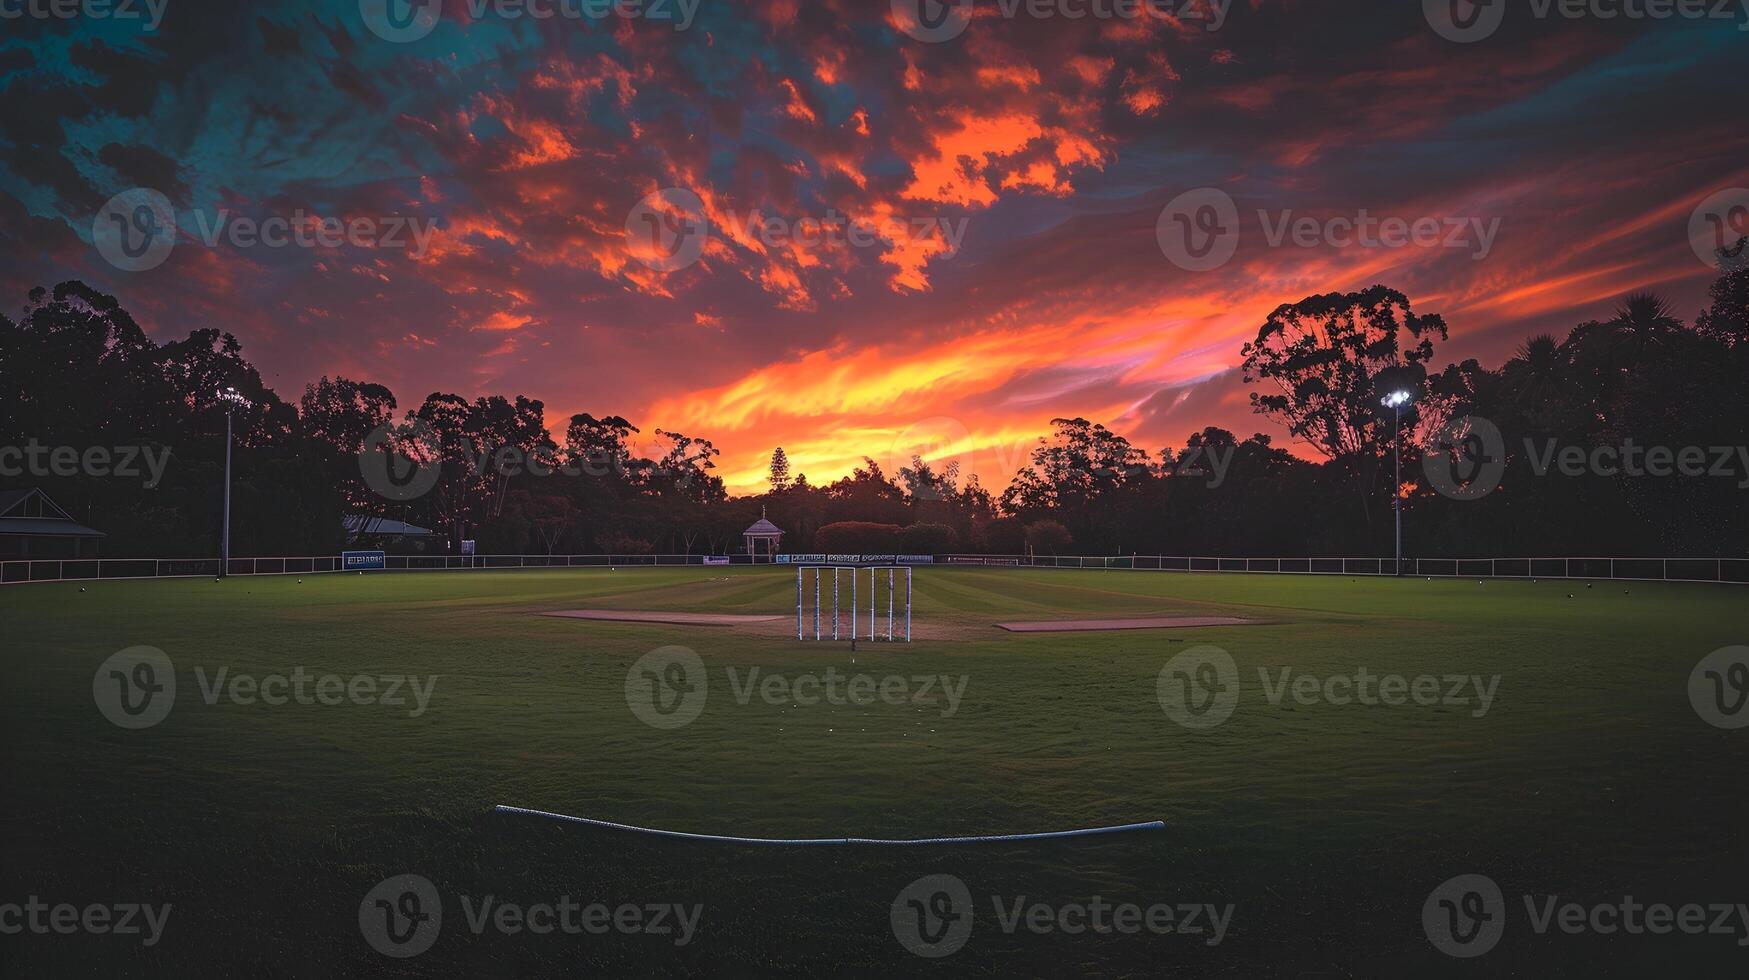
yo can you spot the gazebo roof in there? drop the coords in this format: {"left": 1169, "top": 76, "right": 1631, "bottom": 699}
{"left": 743, "top": 516, "right": 783, "bottom": 536}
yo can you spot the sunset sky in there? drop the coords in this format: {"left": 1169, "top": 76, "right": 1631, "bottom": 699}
{"left": 4, "top": 0, "right": 1745, "bottom": 492}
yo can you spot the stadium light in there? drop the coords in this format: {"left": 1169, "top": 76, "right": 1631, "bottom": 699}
{"left": 1381, "top": 390, "right": 1413, "bottom": 575}
{"left": 217, "top": 386, "right": 252, "bottom": 577}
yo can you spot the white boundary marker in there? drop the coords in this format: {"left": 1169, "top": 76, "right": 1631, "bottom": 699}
{"left": 494, "top": 805, "right": 1163, "bottom": 845}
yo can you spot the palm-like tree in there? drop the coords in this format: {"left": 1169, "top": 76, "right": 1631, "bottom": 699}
{"left": 1607, "top": 292, "right": 1682, "bottom": 352}
{"left": 1500, "top": 333, "right": 1570, "bottom": 427}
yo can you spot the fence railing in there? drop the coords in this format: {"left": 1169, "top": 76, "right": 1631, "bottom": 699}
{"left": 4, "top": 553, "right": 1746, "bottom": 585}
{"left": 939, "top": 554, "right": 1749, "bottom": 584}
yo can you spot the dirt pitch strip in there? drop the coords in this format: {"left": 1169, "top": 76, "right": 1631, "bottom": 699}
{"left": 994, "top": 616, "right": 1261, "bottom": 632}
{"left": 541, "top": 610, "right": 786, "bottom": 627}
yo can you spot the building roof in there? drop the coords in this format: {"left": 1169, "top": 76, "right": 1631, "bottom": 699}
{"left": 0, "top": 517, "right": 107, "bottom": 538}
{"left": 0, "top": 488, "right": 105, "bottom": 537}
{"left": 343, "top": 515, "right": 436, "bottom": 537}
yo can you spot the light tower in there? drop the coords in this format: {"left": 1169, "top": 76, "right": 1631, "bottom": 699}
{"left": 1381, "top": 389, "right": 1413, "bottom": 576}
{"left": 217, "top": 385, "right": 252, "bottom": 577}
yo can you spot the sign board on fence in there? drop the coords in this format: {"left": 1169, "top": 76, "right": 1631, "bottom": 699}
{"left": 461, "top": 539, "right": 476, "bottom": 556}
{"left": 703, "top": 556, "right": 730, "bottom": 565}
{"left": 778, "top": 553, "right": 937, "bottom": 565}
{"left": 342, "top": 550, "right": 386, "bottom": 571}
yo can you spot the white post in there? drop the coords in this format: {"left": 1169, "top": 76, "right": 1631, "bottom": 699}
{"left": 832, "top": 568, "right": 840, "bottom": 640}
{"left": 906, "top": 567, "right": 912, "bottom": 642}
{"left": 813, "top": 568, "right": 820, "bottom": 640}
{"left": 852, "top": 567, "right": 858, "bottom": 639}
{"left": 887, "top": 567, "right": 894, "bottom": 641}
{"left": 796, "top": 567, "right": 803, "bottom": 640}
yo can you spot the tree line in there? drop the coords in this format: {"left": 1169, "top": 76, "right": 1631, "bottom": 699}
{"left": 2, "top": 248, "right": 1744, "bottom": 560}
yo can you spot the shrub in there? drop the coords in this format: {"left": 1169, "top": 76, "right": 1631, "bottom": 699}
{"left": 1024, "top": 519, "right": 1073, "bottom": 555}
{"left": 597, "top": 531, "right": 654, "bottom": 554}
{"left": 898, "top": 522, "right": 957, "bottom": 554}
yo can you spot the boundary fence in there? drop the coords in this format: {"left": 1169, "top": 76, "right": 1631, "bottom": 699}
{"left": 939, "top": 554, "right": 1749, "bottom": 584}
{"left": 4, "top": 553, "right": 1746, "bottom": 585}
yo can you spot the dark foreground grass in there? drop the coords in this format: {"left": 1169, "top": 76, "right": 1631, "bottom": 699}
{"left": 1, "top": 567, "right": 1744, "bottom": 976}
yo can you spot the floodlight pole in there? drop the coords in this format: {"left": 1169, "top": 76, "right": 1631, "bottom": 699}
{"left": 1393, "top": 400, "right": 1401, "bottom": 575}
{"left": 1381, "top": 391, "right": 1411, "bottom": 577}
{"left": 216, "top": 386, "right": 252, "bottom": 578}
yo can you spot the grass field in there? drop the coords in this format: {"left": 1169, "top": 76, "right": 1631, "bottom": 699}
{"left": 3, "top": 566, "right": 1745, "bottom": 976}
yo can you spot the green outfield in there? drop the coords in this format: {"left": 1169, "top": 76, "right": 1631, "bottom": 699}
{"left": 3, "top": 567, "right": 1745, "bottom": 975}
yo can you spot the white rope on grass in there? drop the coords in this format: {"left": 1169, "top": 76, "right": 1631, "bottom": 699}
{"left": 494, "top": 804, "right": 1164, "bottom": 845}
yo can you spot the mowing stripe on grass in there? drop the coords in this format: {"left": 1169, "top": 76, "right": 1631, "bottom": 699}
{"left": 494, "top": 805, "right": 1165, "bottom": 845}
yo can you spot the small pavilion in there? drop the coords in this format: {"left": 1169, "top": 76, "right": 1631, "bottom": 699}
{"left": 742, "top": 508, "right": 784, "bottom": 562}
